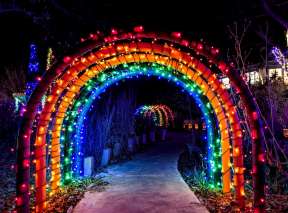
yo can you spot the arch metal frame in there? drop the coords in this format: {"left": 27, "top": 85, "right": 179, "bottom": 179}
{"left": 16, "top": 30, "right": 265, "bottom": 212}
{"left": 61, "top": 66, "right": 221, "bottom": 185}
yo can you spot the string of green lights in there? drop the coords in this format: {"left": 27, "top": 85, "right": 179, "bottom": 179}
{"left": 49, "top": 63, "right": 223, "bottom": 189}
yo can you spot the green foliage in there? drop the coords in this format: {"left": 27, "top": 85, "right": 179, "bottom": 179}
{"left": 182, "top": 167, "right": 220, "bottom": 197}
{"left": 178, "top": 152, "right": 235, "bottom": 212}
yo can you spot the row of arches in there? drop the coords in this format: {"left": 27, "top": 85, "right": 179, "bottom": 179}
{"left": 16, "top": 29, "right": 266, "bottom": 212}
{"left": 60, "top": 64, "right": 219, "bottom": 183}
{"left": 135, "top": 104, "right": 175, "bottom": 128}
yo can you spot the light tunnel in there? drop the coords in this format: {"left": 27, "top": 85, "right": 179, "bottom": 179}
{"left": 134, "top": 104, "right": 175, "bottom": 128}
{"left": 56, "top": 64, "right": 221, "bottom": 187}
{"left": 39, "top": 58, "right": 240, "bottom": 211}
{"left": 16, "top": 31, "right": 266, "bottom": 212}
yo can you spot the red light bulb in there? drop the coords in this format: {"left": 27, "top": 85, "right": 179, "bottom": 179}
{"left": 63, "top": 56, "right": 71, "bottom": 63}
{"left": 252, "top": 111, "right": 258, "bottom": 120}
{"left": 181, "top": 40, "right": 189, "bottom": 46}
{"left": 251, "top": 129, "right": 258, "bottom": 140}
{"left": 197, "top": 43, "right": 203, "bottom": 50}
{"left": 111, "top": 28, "right": 118, "bottom": 35}
{"left": 134, "top": 25, "right": 144, "bottom": 33}
{"left": 20, "top": 184, "right": 27, "bottom": 192}
{"left": 258, "top": 153, "right": 265, "bottom": 163}
{"left": 218, "top": 62, "right": 226, "bottom": 71}
{"left": 171, "top": 32, "right": 182, "bottom": 39}
{"left": 16, "top": 196, "right": 23, "bottom": 206}
{"left": 23, "top": 159, "right": 30, "bottom": 168}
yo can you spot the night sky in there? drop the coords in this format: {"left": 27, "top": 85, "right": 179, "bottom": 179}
{"left": 0, "top": 0, "right": 287, "bottom": 69}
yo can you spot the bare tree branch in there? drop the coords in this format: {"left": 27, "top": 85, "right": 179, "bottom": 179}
{"left": 261, "top": 0, "right": 288, "bottom": 29}
{"left": 0, "top": 66, "right": 26, "bottom": 101}
{"left": 227, "top": 21, "right": 251, "bottom": 75}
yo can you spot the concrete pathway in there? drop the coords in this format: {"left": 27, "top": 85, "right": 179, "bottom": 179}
{"left": 74, "top": 135, "right": 208, "bottom": 213}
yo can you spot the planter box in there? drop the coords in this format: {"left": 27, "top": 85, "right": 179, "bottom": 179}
{"left": 149, "top": 131, "right": 156, "bottom": 142}
{"left": 160, "top": 128, "right": 167, "bottom": 141}
{"left": 135, "top": 136, "right": 140, "bottom": 146}
{"left": 128, "top": 137, "right": 136, "bottom": 153}
{"left": 142, "top": 134, "right": 147, "bottom": 144}
{"left": 101, "top": 148, "right": 111, "bottom": 167}
{"left": 113, "top": 142, "right": 122, "bottom": 158}
{"left": 84, "top": 156, "right": 94, "bottom": 177}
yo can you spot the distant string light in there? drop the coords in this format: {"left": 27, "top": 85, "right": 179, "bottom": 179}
{"left": 46, "top": 48, "right": 54, "bottom": 70}
{"left": 286, "top": 29, "right": 288, "bottom": 47}
{"left": 13, "top": 93, "right": 26, "bottom": 112}
{"left": 28, "top": 44, "right": 40, "bottom": 74}
{"left": 25, "top": 44, "right": 41, "bottom": 101}
{"left": 135, "top": 104, "right": 174, "bottom": 128}
{"left": 272, "top": 47, "right": 286, "bottom": 68}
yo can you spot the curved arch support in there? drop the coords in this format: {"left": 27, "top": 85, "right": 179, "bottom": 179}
{"left": 16, "top": 32, "right": 265, "bottom": 213}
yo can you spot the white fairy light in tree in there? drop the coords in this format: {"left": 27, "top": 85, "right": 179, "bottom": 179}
{"left": 272, "top": 47, "right": 286, "bottom": 68}
{"left": 286, "top": 29, "right": 288, "bottom": 47}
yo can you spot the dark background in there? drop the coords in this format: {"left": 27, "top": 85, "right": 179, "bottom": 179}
{"left": 0, "top": 0, "right": 287, "bottom": 70}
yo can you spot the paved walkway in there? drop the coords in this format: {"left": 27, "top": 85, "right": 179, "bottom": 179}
{"left": 74, "top": 135, "right": 208, "bottom": 213}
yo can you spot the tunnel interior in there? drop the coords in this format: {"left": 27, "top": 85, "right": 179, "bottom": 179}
{"left": 59, "top": 74, "right": 216, "bottom": 184}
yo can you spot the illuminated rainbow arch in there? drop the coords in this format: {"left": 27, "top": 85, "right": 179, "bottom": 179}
{"left": 135, "top": 104, "right": 175, "bottom": 128}
{"left": 16, "top": 28, "right": 266, "bottom": 212}
{"left": 157, "top": 104, "right": 175, "bottom": 128}
{"left": 60, "top": 64, "right": 220, "bottom": 184}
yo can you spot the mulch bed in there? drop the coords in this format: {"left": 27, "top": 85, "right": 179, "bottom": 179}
{"left": 192, "top": 185, "right": 288, "bottom": 213}
{"left": 2, "top": 177, "right": 108, "bottom": 212}
{"left": 44, "top": 177, "right": 109, "bottom": 213}
{"left": 178, "top": 151, "right": 288, "bottom": 212}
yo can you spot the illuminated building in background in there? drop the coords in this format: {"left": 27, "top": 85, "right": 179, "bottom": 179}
{"left": 221, "top": 61, "right": 288, "bottom": 88}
